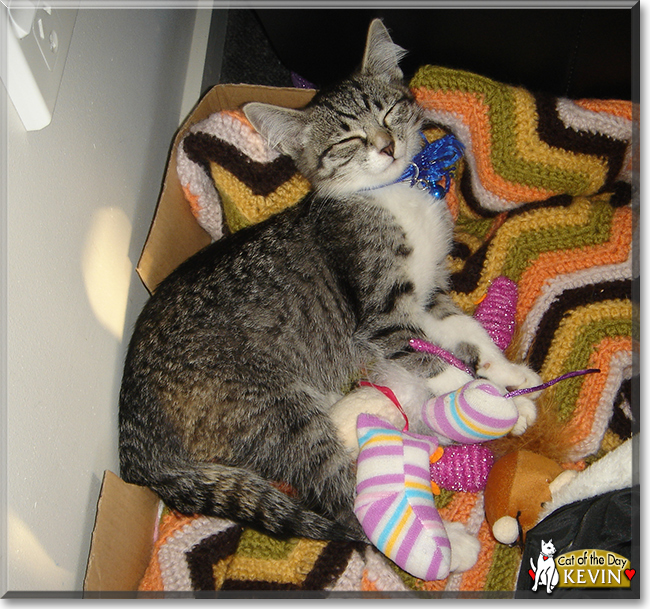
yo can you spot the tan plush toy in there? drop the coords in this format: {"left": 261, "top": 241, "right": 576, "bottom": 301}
{"left": 483, "top": 450, "right": 577, "bottom": 545}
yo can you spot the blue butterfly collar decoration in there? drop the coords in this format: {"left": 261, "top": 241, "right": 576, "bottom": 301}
{"left": 399, "top": 133, "right": 465, "bottom": 198}
{"left": 370, "top": 132, "right": 464, "bottom": 199}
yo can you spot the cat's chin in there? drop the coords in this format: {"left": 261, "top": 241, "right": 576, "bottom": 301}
{"left": 365, "top": 156, "right": 412, "bottom": 188}
{"left": 314, "top": 162, "right": 405, "bottom": 196}
{"left": 367, "top": 162, "right": 411, "bottom": 190}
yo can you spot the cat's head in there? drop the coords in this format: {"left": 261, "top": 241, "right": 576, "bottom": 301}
{"left": 243, "top": 19, "right": 424, "bottom": 197}
{"left": 541, "top": 540, "right": 556, "bottom": 555}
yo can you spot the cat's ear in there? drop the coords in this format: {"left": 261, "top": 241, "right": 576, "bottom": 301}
{"left": 243, "top": 102, "right": 307, "bottom": 157}
{"left": 361, "top": 18, "right": 406, "bottom": 82}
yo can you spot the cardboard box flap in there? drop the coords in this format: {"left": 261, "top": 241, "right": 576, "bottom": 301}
{"left": 136, "top": 84, "right": 316, "bottom": 293}
{"left": 84, "top": 470, "right": 160, "bottom": 593}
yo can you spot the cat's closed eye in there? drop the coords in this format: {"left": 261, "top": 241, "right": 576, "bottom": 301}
{"left": 334, "top": 135, "right": 366, "bottom": 148}
{"left": 382, "top": 100, "right": 409, "bottom": 127}
{"left": 319, "top": 137, "right": 366, "bottom": 168}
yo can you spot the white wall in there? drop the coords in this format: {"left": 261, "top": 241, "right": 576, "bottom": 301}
{"left": 2, "top": 8, "right": 213, "bottom": 593}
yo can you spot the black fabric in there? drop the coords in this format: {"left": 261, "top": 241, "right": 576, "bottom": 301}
{"left": 254, "top": 8, "right": 635, "bottom": 100}
{"left": 516, "top": 486, "right": 640, "bottom": 599}
{"left": 218, "top": 10, "right": 294, "bottom": 88}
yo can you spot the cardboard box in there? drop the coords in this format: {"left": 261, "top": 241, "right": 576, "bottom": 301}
{"left": 136, "top": 83, "right": 316, "bottom": 294}
{"left": 83, "top": 471, "right": 160, "bottom": 594}
{"left": 83, "top": 84, "right": 316, "bottom": 594}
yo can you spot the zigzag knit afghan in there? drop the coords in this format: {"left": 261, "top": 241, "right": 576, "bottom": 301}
{"left": 410, "top": 66, "right": 634, "bottom": 214}
{"left": 177, "top": 109, "right": 309, "bottom": 240}
{"left": 146, "top": 66, "right": 637, "bottom": 593}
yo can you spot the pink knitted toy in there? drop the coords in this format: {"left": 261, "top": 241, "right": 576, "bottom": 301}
{"left": 473, "top": 276, "right": 518, "bottom": 351}
{"left": 429, "top": 443, "right": 495, "bottom": 494}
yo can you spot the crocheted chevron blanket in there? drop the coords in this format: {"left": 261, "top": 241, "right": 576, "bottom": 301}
{"left": 141, "top": 66, "right": 636, "bottom": 594}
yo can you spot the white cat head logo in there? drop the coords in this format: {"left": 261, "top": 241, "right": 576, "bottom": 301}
{"left": 530, "top": 539, "right": 560, "bottom": 594}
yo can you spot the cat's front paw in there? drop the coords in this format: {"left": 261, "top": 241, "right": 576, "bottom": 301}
{"left": 510, "top": 395, "right": 538, "bottom": 435}
{"left": 442, "top": 520, "right": 480, "bottom": 573}
{"left": 426, "top": 365, "right": 474, "bottom": 396}
{"left": 477, "top": 359, "right": 540, "bottom": 436}
{"left": 476, "top": 358, "right": 542, "bottom": 390}
{"left": 478, "top": 359, "right": 541, "bottom": 393}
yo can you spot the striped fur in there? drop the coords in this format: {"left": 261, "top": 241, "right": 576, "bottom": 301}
{"left": 120, "top": 20, "right": 540, "bottom": 551}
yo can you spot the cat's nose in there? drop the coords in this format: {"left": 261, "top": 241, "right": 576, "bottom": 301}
{"left": 381, "top": 140, "right": 395, "bottom": 157}
{"left": 374, "top": 130, "right": 395, "bottom": 157}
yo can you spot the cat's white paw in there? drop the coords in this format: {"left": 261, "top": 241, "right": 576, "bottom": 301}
{"left": 510, "top": 395, "right": 538, "bottom": 435}
{"left": 443, "top": 520, "right": 481, "bottom": 573}
{"left": 426, "top": 365, "right": 474, "bottom": 396}
{"left": 478, "top": 358, "right": 541, "bottom": 393}
{"left": 477, "top": 358, "right": 540, "bottom": 435}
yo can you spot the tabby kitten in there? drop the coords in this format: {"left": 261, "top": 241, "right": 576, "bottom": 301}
{"left": 119, "top": 19, "right": 539, "bottom": 551}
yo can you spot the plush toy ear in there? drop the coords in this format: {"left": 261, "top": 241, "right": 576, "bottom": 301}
{"left": 360, "top": 18, "right": 406, "bottom": 82}
{"left": 492, "top": 515, "right": 520, "bottom": 545}
{"left": 243, "top": 102, "right": 308, "bottom": 157}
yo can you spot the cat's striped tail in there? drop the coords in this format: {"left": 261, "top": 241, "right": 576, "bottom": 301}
{"left": 122, "top": 460, "right": 366, "bottom": 543}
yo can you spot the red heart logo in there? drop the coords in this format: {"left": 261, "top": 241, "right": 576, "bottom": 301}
{"left": 529, "top": 569, "right": 535, "bottom": 580}
{"left": 625, "top": 569, "right": 635, "bottom": 580}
